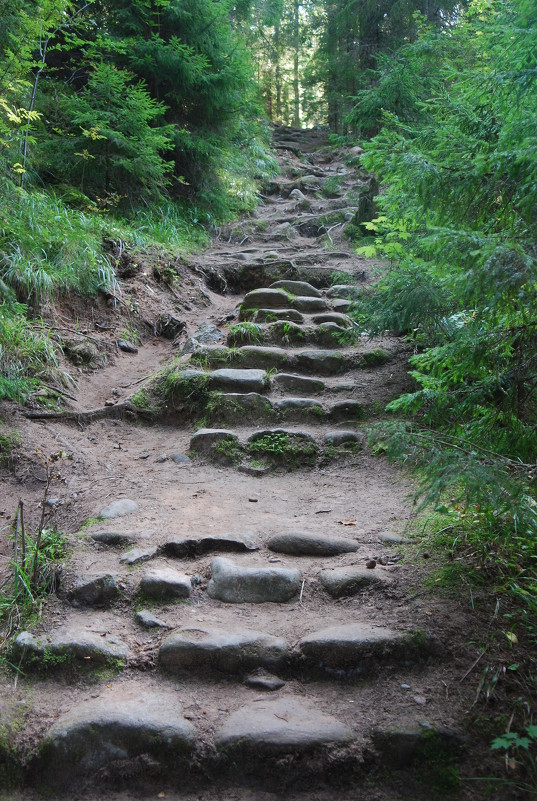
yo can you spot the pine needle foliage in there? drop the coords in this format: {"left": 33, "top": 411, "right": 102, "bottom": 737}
{"left": 351, "top": 0, "right": 537, "bottom": 607}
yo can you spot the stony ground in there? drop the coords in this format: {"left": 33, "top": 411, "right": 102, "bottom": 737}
{"left": 0, "top": 128, "right": 511, "bottom": 800}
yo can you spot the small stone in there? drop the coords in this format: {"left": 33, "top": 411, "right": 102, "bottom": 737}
{"left": 401, "top": 684, "right": 411, "bottom": 690}
{"left": 171, "top": 452, "right": 191, "bottom": 465}
{"left": 135, "top": 610, "right": 170, "bottom": 629}
{"left": 120, "top": 547, "right": 156, "bottom": 565}
{"left": 99, "top": 499, "right": 138, "bottom": 519}
{"left": 118, "top": 339, "right": 138, "bottom": 354}
{"left": 366, "top": 559, "right": 377, "bottom": 569}
{"left": 155, "top": 455, "right": 168, "bottom": 463}
{"left": 92, "top": 531, "right": 135, "bottom": 547}
{"left": 324, "top": 430, "right": 361, "bottom": 446}
{"left": 380, "top": 533, "right": 412, "bottom": 545}
{"left": 413, "top": 695, "right": 427, "bottom": 706}
{"left": 71, "top": 574, "right": 119, "bottom": 607}
{"left": 244, "top": 671, "right": 285, "bottom": 691}
{"left": 104, "top": 399, "right": 115, "bottom": 407}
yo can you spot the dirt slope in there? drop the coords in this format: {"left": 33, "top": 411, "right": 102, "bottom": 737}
{"left": 0, "top": 127, "right": 508, "bottom": 801}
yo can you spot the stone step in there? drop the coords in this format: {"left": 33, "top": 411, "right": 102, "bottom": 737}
{"left": 13, "top": 628, "right": 129, "bottom": 669}
{"left": 37, "top": 686, "right": 195, "bottom": 790}
{"left": 327, "top": 284, "right": 362, "bottom": 299}
{"left": 207, "top": 556, "right": 301, "bottom": 603}
{"left": 189, "top": 427, "right": 362, "bottom": 470}
{"left": 299, "top": 623, "right": 436, "bottom": 675}
{"left": 319, "top": 565, "right": 392, "bottom": 597}
{"left": 190, "top": 344, "right": 391, "bottom": 375}
{"left": 159, "top": 533, "right": 259, "bottom": 558}
{"left": 267, "top": 532, "right": 358, "bottom": 556}
{"left": 223, "top": 261, "right": 358, "bottom": 293}
{"left": 160, "top": 627, "right": 288, "bottom": 673}
{"left": 205, "top": 392, "right": 363, "bottom": 426}
{"left": 269, "top": 279, "right": 322, "bottom": 297}
{"left": 242, "top": 287, "right": 329, "bottom": 313}
{"left": 213, "top": 696, "right": 355, "bottom": 771}
{"left": 227, "top": 321, "right": 352, "bottom": 349}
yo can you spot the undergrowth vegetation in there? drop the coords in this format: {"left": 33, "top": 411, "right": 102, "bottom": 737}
{"left": 348, "top": 0, "right": 537, "bottom": 783}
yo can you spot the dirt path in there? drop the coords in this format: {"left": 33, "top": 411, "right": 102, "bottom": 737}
{"left": 0, "top": 127, "right": 496, "bottom": 800}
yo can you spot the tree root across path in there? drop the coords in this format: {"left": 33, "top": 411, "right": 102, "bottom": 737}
{"left": 26, "top": 400, "right": 155, "bottom": 425}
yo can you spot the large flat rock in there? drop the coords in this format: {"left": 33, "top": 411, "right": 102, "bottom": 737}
{"left": 160, "top": 627, "right": 288, "bottom": 673}
{"left": 71, "top": 574, "right": 119, "bottom": 607}
{"left": 320, "top": 566, "right": 391, "bottom": 597}
{"left": 98, "top": 499, "right": 138, "bottom": 519}
{"left": 295, "top": 349, "right": 348, "bottom": 375}
{"left": 139, "top": 568, "right": 191, "bottom": 599}
{"left": 13, "top": 628, "right": 129, "bottom": 667}
{"left": 209, "top": 368, "right": 267, "bottom": 392}
{"left": 248, "top": 308, "right": 305, "bottom": 324}
{"left": 293, "top": 296, "right": 328, "bottom": 313}
{"left": 38, "top": 687, "right": 194, "bottom": 788}
{"left": 269, "top": 280, "right": 322, "bottom": 297}
{"left": 243, "top": 288, "right": 292, "bottom": 309}
{"left": 268, "top": 532, "right": 358, "bottom": 557}
{"left": 299, "top": 624, "right": 425, "bottom": 672}
{"left": 207, "top": 557, "right": 301, "bottom": 603}
{"left": 271, "top": 373, "right": 325, "bottom": 394}
{"left": 160, "top": 533, "right": 259, "bottom": 559}
{"left": 215, "top": 697, "right": 354, "bottom": 756}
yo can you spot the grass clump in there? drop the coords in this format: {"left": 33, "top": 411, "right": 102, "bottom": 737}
{"left": 247, "top": 432, "right": 318, "bottom": 469}
{"left": 227, "top": 322, "right": 265, "bottom": 346}
{"left": 0, "top": 301, "right": 58, "bottom": 401}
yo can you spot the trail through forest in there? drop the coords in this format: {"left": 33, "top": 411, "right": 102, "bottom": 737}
{"left": 0, "top": 129, "right": 500, "bottom": 800}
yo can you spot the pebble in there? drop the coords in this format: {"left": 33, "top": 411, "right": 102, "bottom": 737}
{"left": 366, "top": 559, "right": 377, "bottom": 569}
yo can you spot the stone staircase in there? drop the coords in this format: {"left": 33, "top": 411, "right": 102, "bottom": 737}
{"left": 5, "top": 125, "right": 465, "bottom": 800}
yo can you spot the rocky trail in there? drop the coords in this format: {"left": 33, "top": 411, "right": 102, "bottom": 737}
{"left": 0, "top": 127, "right": 490, "bottom": 800}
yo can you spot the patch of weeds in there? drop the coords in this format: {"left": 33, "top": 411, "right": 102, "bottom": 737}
{"left": 482, "top": 725, "right": 537, "bottom": 796}
{"left": 238, "top": 307, "right": 258, "bottom": 321}
{"left": 75, "top": 516, "right": 102, "bottom": 535}
{"left": 414, "top": 729, "right": 461, "bottom": 797}
{"left": 0, "top": 426, "right": 21, "bottom": 464}
{"left": 129, "top": 386, "right": 155, "bottom": 412}
{"left": 228, "top": 322, "right": 265, "bottom": 346}
{"left": 247, "top": 432, "right": 318, "bottom": 469}
{"left": 159, "top": 369, "right": 211, "bottom": 416}
{"left": 331, "top": 271, "right": 353, "bottom": 286}
{"left": 274, "top": 321, "right": 304, "bottom": 345}
{"left": 215, "top": 438, "right": 242, "bottom": 464}
{"left": 118, "top": 322, "right": 140, "bottom": 345}
{"left": 323, "top": 442, "right": 361, "bottom": 461}
{"left": 0, "top": 453, "right": 68, "bottom": 641}
{"left": 320, "top": 175, "right": 346, "bottom": 198}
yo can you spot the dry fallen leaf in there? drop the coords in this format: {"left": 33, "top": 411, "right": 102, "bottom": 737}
{"left": 337, "top": 519, "right": 356, "bottom": 526}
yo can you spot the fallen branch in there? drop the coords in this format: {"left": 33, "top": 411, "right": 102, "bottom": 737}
{"left": 26, "top": 400, "right": 155, "bottom": 424}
